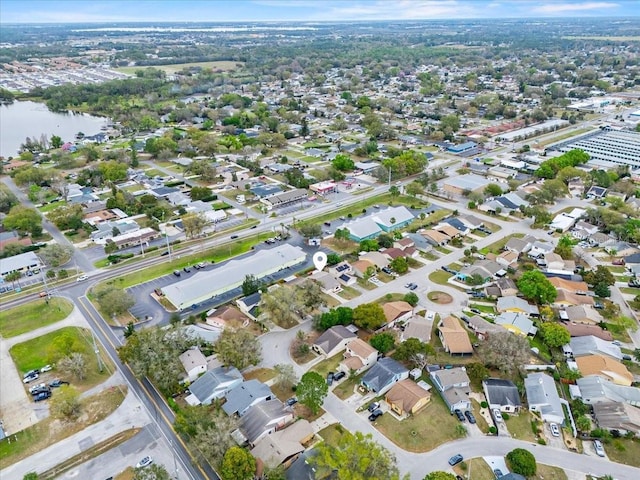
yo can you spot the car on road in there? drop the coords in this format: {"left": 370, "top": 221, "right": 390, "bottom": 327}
{"left": 470, "top": 308, "right": 482, "bottom": 315}
{"left": 494, "top": 469, "right": 503, "bottom": 478}
{"left": 454, "top": 409, "right": 465, "bottom": 422}
{"left": 230, "top": 235, "right": 239, "bottom": 239}
{"left": 333, "top": 371, "right": 346, "bottom": 382}
{"left": 465, "top": 410, "right": 477, "bottom": 424}
{"left": 593, "top": 439, "right": 605, "bottom": 457}
{"left": 23, "top": 372, "right": 39, "bottom": 384}
{"left": 493, "top": 408, "right": 503, "bottom": 421}
{"left": 250, "top": 225, "right": 257, "bottom": 229}
{"left": 49, "top": 379, "right": 69, "bottom": 388}
{"left": 136, "top": 456, "right": 153, "bottom": 468}
{"left": 76, "top": 275, "right": 88, "bottom": 282}
{"left": 286, "top": 397, "right": 298, "bottom": 406}
{"left": 368, "top": 409, "right": 383, "bottom": 421}
{"left": 34, "top": 390, "right": 52, "bottom": 402}
{"left": 326, "top": 372, "right": 334, "bottom": 386}
{"left": 368, "top": 401, "right": 380, "bottom": 413}
{"left": 549, "top": 423, "right": 560, "bottom": 437}
{"left": 448, "top": 454, "right": 463, "bottom": 466}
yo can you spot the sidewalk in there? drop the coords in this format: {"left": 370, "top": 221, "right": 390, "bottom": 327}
{"left": 0, "top": 390, "right": 149, "bottom": 480}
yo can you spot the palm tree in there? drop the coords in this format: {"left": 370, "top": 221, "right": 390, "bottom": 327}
{"left": 5, "top": 271, "right": 22, "bottom": 288}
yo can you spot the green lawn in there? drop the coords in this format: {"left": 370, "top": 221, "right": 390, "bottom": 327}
{"left": 535, "top": 464, "right": 569, "bottom": 480}
{"left": 39, "top": 201, "right": 68, "bottom": 213}
{"left": 471, "top": 399, "right": 490, "bottom": 434}
{"left": 337, "top": 286, "right": 361, "bottom": 300}
{"left": 0, "top": 298, "right": 74, "bottom": 338}
{"left": 333, "top": 373, "right": 364, "bottom": 400}
{"left": 505, "top": 411, "right": 537, "bottom": 442}
{"left": 311, "top": 352, "right": 344, "bottom": 379}
{"left": 429, "top": 270, "right": 452, "bottom": 285}
{"left": 479, "top": 233, "right": 525, "bottom": 255}
{"left": 605, "top": 437, "right": 640, "bottom": 467}
{"left": 9, "top": 326, "right": 113, "bottom": 389}
{"left": 460, "top": 458, "right": 495, "bottom": 480}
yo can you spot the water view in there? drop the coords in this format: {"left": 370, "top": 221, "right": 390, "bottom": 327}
{"left": 0, "top": 100, "right": 109, "bottom": 158}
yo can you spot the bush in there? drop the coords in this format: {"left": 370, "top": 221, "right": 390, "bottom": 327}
{"left": 506, "top": 448, "right": 537, "bottom": 477}
{"left": 489, "top": 426, "right": 497, "bottom": 434}
{"left": 480, "top": 401, "right": 488, "bottom": 408}
{"left": 502, "top": 412, "right": 510, "bottom": 420}
{"left": 537, "top": 438, "right": 546, "bottom": 445}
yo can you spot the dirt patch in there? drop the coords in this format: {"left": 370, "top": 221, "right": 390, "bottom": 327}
{"left": 427, "top": 291, "right": 453, "bottom": 304}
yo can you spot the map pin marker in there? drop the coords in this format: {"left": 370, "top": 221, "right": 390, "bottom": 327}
{"left": 313, "top": 252, "right": 327, "bottom": 271}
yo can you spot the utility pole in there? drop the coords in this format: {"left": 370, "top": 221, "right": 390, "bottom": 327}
{"left": 91, "top": 330, "right": 104, "bottom": 373}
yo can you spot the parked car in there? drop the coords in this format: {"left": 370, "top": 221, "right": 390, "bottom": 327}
{"left": 23, "top": 372, "right": 39, "bottom": 384}
{"left": 230, "top": 235, "right": 239, "bottom": 239}
{"left": 448, "top": 454, "right": 463, "bottom": 466}
{"left": 333, "top": 371, "right": 346, "bottom": 381}
{"left": 550, "top": 423, "right": 560, "bottom": 437}
{"left": 368, "top": 409, "right": 383, "bottom": 421}
{"left": 136, "top": 456, "right": 154, "bottom": 468}
{"left": 49, "top": 379, "right": 70, "bottom": 388}
{"left": 29, "top": 383, "right": 46, "bottom": 394}
{"left": 183, "top": 266, "right": 191, "bottom": 273}
{"left": 173, "top": 270, "right": 181, "bottom": 277}
{"left": 286, "top": 397, "right": 298, "bottom": 406}
{"left": 470, "top": 308, "right": 482, "bottom": 315}
{"left": 494, "top": 469, "right": 504, "bottom": 478}
{"left": 593, "top": 439, "right": 605, "bottom": 457}
{"left": 408, "top": 283, "right": 418, "bottom": 290}
{"left": 34, "top": 391, "right": 52, "bottom": 402}
{"left": 326, "top": 372, "right": 334, "bottom": 386}
{"left": 31, "top": 385, "right": 51, "bottom": 396}
{"left": 594, "top": 302, "right": 604, "bottom": 309}
{"left": 493, "top": 408, "right": 503, "bottom": 421}
{"left": 465, "top": 410, "right": 477, "bottom": 424}
{"left": 454, "top": 409, "right": 465, "bottom": 422}
{"left": 368, "top": 401, "right": 380, "bottom": 413}
{"left": 382, "top": 267, "right": 393, "bottom": 274}
{"left": 40, "top": 364, "right": 53, "bottom": 372}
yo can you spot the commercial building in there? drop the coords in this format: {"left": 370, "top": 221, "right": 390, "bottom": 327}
{"left": 260, "top": 188, "right": 308, "bottom": 210}
{"left": 161, "top": 244, "right": 306, "bottom": 310}
{"left": 0, "top": 251, "right": 43, "bottom": 279}
{"left": 443, "top": 174, "right": 492, "bottom": 196}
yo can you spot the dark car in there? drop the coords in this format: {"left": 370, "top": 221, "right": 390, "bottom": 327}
{"left": 448, "top": 454, "right": 463, "bottom": 466}
{"left": 368, "top": 401, "right": 380, "bottom": 412}
{"left": 470, "top": 308, "right": 482, "bottom": 314}
{"left": 173, "top": 270, "right": 181, "bottom": 277}
{"left": 324, "top": 222, "right": 331, "bottom": 227}
{"left": 454, "top": 409, "right": 465, "bottom": 422}
{"left": 382, "top": 267, "right": 393, "bottom": 274}
{"left": 286, "top": 397, "right": 298, "bottom": 406}
{"left": 368, "top": 409, "right": 383, "bottom": 421}
{"left": 49, "top": 379, "right": 69, "bottom": 388}
{"left": 326, "top": 372, "right": 334, "bottom": 386}
{"left": 333, "top": 371, "right": 346, "bottom": 381}
{"left": 34, "top": 391, "right": 52, "bottom": 402}
{"left": 494, "top": 469, "right": 503, "bottom": 478}
{"left": 250, "top": 225, "right": 257, "bottom": 229}
{"left": 409, "top": 283, "right": 418, "bottom": 291}
{"left": 183, "top": 266, "right": 191, "bottom": 273}
{"left": 465, "top": 410, "right": 477, "bottom": 424}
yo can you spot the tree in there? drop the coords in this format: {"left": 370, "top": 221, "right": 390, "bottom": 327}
{"left": 295, "top": 279, "right": 326, "bottom": 315}
{"left": 554, "top": 235, "right": 574, "bottom": 260}
{"left": 517, "top": 270, "right": 557, "bottom": 304}
{"left": 47, "top": 204, "right": 84, "bottom": 230}
{"left": 327, "top": 253, "right": 342, "bottom": 265}
{"left": 182, "top": 212, "right": 209, "bottom": 238}
{"left": 298, "top": 223, "right": 322, "bottom": 239}
{"left": 370, "top": 332, "right": 396, "bottom": 354}
{"left": 484, "top": 183, "right": 503, "bottom": 197}
{"left": 220, "top": 446, "right": 256, "bottom": 480}
{"left": 314, "top": 307, "right": 353, "bottom": 331}
{"left": 261, "top": 285, "right": 303, "bottom": 327}
{"left": 241, "top": 274, "right": 262, "bottom": 296}
{"left": 634, "top": 348, "right": 640, "bottom": 362}
{"left": 94, "top": 285, "right": 135, "bottom": 317}
{"left": 310, "top": 431, "right": 401, "bottom": 480}
{"left": 353, "top": 303, "right": 387, "bottom": 330}
{"left": 538, "top": 322, "right": 571, "bottom": 348}
{"left": 57, "top": 353, "right": 88, "bottom": 380}
{"left": 50, "top": 135, "right": 63, "bottom": 149}
{"left": 393, "top": 338, "right": 434, "bottom": 369}
{"left": 214, "top": 329, "right": 262, "bottom": 370}
{"left": 506, "top": 448, "right": 537, "bottom": 477}
{"left": 190, "top": 186, "right": 213, "bottom": 201}
{"left": 390, "top": 257, "right": 409, "bottom": 274}
{"left": 3, "top": 205, "right": 42, "bottom": 237}
{"left": 465, "top": 362, "right": 490, "bottom": 384}
{"left": 332, "top": 154, "right": 355, "bottom": 172}
{"left": 297, "top": 371, "right": 328, "bottom": 415}
{"left": 480, "top": 332, "right": 530, "bottom": 375}
{"left": 575, "top": 415, "right": 592, "bottom": 433}
{"left": 593, "top": 282, "right": 611, "bottom": 298}
{"left": 49, "top": 385, "right": 81, "bottom": 419}
{"left": 423, "top": 472, "right": 456, "bottom": 480}
{"left": 133, "top": 464, "right": 171, "bottom": 480}
{"left": 440, "top": 114, "right": 460, "bottom": 133}
{"left": 274, "top": 363, "right": 297, "bottom": 389}
{"left": 406, "top": 181, "right": 424, "bottom": 197}
{"left": 5, "top": 271, "right": 22, "bottom": 287}
{"left": 389, "top": 185, "right": 400, "bottom": 199}
{"left": 38, "top": 244, "right": 73, "bottom": 267}
{"left": 124, "top": 321, "right": 136, "bottom": 338}
{"left": 583, "top": 265, "right": 615, "bottom": 287}
{"left": 403, "top": 292, "right": 419, "bottom": 307}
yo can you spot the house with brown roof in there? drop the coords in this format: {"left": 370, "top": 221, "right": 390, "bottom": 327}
{"left": 548, "top": 277, "right": 589, "bottom": 293}
{"left": 434, "top": 224, "right": 461, "bottom": 239}
{"left": 438, "top": 316, "right": 473, "bottom": 355}
{"left": 206, "top": 305, "right": 250, "bottom": 330}
{"left": 382, "top": 247, "right": 407, "bottom": 260}
{"left": 421, "top": 229, "right": 450, "bottom": 246}
{"left": 250, "top": 419, "right": 314, "bottom": 469}
{"left": 394, "top": 237, "right": 415, "bottom": 250}
{"left": 381, "top": 301, "right": 413, "bottom": 329}
{"left": 562, "top": 322, "right": 613, "bottom": 341}
{"left": 339, "top": 338, "right": 378, "bottom": 375}
{"left": 351, "top": 259, "right": 376, "bottom": 278}
{"left": 495, "top": 250, "right": 519, "bottom": 268}
{"left": 554, "top": 290, "right": 594, "bottom": 308}
{"left": 576, "top": 355, "right": 633, "bottom": 386}
{"left": 385, "top": 379, "right": 431, "bottom": 416}
{"left": 359, "top": 251, "right": 390, "bottom": 269}
{"left": 592, "top": 401, "right": 640, "bottom": 437}
{"left": 401, "top": 316, "right": 432, "bottom": 343}
{"left": 560, "top": 305, "right": 602, "bottom": 324}
{"left": 84, "top": 208, "right": 118, "bottom": 225}
{"left": 494, "top": 277, "right": 518, "bottom": 297}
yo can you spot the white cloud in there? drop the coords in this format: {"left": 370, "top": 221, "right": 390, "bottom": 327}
{"left": 533, "top": 2, "right": 619, "bottom": 14}
{"left": 314, "top": 0, "right": 482, "bottom": 20}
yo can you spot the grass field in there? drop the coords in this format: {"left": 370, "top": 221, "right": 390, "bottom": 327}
{"left": 605, "top": 437, "right": 640, "bottom": 467}
{"left": 9, "top": 326, "right": 114, "bottom": 389}
{"left": 0, "top": 297, "right": 74, "bottom": 338}
{"left": 0, "top": 387, "right": 126, "bottom": 469}
{"left": 311, "top": 352, "right": 343, "bottom": 379}
{"left": 505, "top": 411, "right": 537, "bottom": 442}
{"left": 429, "top": 270, "right": 452, "bottom": 285}
{"left": 115, "top": 60, "right": 242, "bottom": 75}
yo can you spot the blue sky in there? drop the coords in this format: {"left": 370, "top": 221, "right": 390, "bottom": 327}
{"left": 1, "top": 0, "right": 639, "bottom": 23}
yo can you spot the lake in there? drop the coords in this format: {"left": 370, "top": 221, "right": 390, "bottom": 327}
{"left": 0, "top": 100, "right": 110, "bottom": 158}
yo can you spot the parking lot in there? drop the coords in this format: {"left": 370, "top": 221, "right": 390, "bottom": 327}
{"left": 0, "top": 271, "right": 45, "bottom": 296}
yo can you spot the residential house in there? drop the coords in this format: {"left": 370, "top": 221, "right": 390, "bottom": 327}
{"left": 401, "top": 316, "right": 432, "bottom": 343}
{"left": 494, "top": 250, "right": 519, "bottom": 268}
{"left": 328, "top": 261, "right": 352, "bottom": 278}
{"left": 385, "top": 379, "right": 431, "bottom": 416}
{"left": 179, "top": 347, "right": 207, "bottom": 382}
{"left": 562, "top": 323, "right": 613, "bottom": 341}
{"left": 572, "top": 221, "right": 599, "bottom": 240}
{"left": 312, "top": 325, "right": 356, "bottom": 357}
{"left": 405, "top": 232, "right": 434, "bottom": 252}
{"left": 528, "top": 241, "right": 554, "bottom": 259}
{"left": 464, "top": 314, "right": 505, "bottom": 340}
{"left": 524, "top": 372, "right": 565, "bottom": 424}
{"left": 421, "top": 229, "right": 451, "bottom": 246}
{"left": 360, "top": 357, "right": 410, "bottom": 395}
{"left": 548, "top": 277, "right": 589, "bottom": 294}
{"left": 555, "top": 290, "right": 595, "bottom": 308}
{"left": 309, "top": 270, "right": 342, "bottom": 294}
{"left": 90, "top": 219, "right": 140, "bottom": 243}
{"left": 458, "top": 214, "right": 484, "bottom": 231}
{"left": 483, "top": 378, "right": 522, "bottom": 413}
{"left": 607, "top": 242, "right": 639, "bottom": 257}
{"left": 496, "top": 297, "right": 539, "bottom": 316}
{"left": 351, "top": 259, "right": 377, "bottom": 278}
{"left": 575, "top": 355, "right": 633, "bottom": 386}
{"left": 569, "top": 336, "right": 622, "bottom": 360}
{"left": 495, "top": 312, "right": 537, "bottom": 336}
{"left": 577, "top": 376, "right": 640, "bottom": 406}
{"left": 393, "top": 237, "right": 415, "bottom": 251}
{"left": 587, "top": 186, "right": 607, "bottom": 198}
{"left": 494, "top": 277, "right": 518, "bottom": 297}
{"left": 236, "top": 291, "right": 262, "bottom": 318}
{"left": 434, "top": 223, "right": 461, "bottom": 239}
{"left": 560, "top": 305, "right": 601, "bottom": 324}
{"left": 359, "top": 251, "right": 390, "bottom": 270}
{"left": 381, "top": 301, "right": 414, "bottom": 329}
{"left": 588, "top": 232, "right": 613, "bottom": 247}
{"left": 504, "top": 235, "right": 535, "bottom": 255}
{"left": 430, "top": 367, "right": 472, "bottom": 412}
{"left": 438, "top": 316, "right": 473, "bottom": 355}
{"left": 443, "top": 217, "right": 471, "bottom": 235}
{"left": 339, "top": 338, "right": 378, "bottom": 375}
{"left": 222, "top": 380, "right": 274, "bottom": 417}
{"left": 250, "top": 420, "right": 314, "bottom": 469}
{"left": 458, "top": 259, "right": 505, "bottom": 282}
{"left": 592, "top": 401, "right": 640, "bottom": 436}
{"left": 185, "top": 366, "right": 243, "bottom": 406}
{"left": 236, "top": 399, "right": 294, "bottom": 446}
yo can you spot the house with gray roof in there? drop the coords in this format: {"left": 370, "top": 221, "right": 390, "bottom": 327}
{"left": 312, "top": 325, "right": 356, "bottom": 358}
{"left": 222, "top": 380, "right": 274, "bottom": 417}
{"left": 185, "top": 366, "right": 243, "bottom": 406}
{"left": 592, "top": 401, "right": 640, "bottom": 436}
{"left": 495, "top": 312, "right": 537, "bottom": 336}
{"left": 457, "top": 214, "right": 484, "bottom": 230}
{"left": 372, "top": 206, "right": 414, "bottom": 232}
{"left": 360, "top": 357, "right": 409, "bottom": 395}
{"left": 577, "top": 376, "right": 640, "bottom": 407}
{"left": 430, "top": 367, "right": 471, "bottom": 412}
{"left": 525, "top": 372, "right": 565, "bottom": 424}
{"left": 504, "top": 235, "right": 535, "bottom": 255}
{"left": 344, "top": 217, "right": 383, "bottom": 242}
{"left": 569, "top": 336, "right": 622, "bottom": 361}
{"left": 236, "top": 399, "right": 294, "bottom": 446}
{"left": 496, "top": 296, "right": 539, "bottom": 316}
{"left": 483, "top": 378, "right": 522, "bottom": 413}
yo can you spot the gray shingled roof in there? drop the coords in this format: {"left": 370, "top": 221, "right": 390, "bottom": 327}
{"left": 483, "top": 378, "right": 522, "bottom": 408}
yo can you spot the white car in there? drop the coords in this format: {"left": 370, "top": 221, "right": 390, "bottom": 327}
{"left": 549, "top": 423, "right": 560, "bottom": 437}
{"left": 40, "top": 364, "right": 53, "bottom": 372}
{"left": 493, "top": 408, "right": 503, "bottom": 421}
{"left": 136, "top": 456, "right": 153, "bottom": 468}
{"left": 593, "top": 440, "right": 606, "bottom": 457}
{"left": 76, "top": 275, "right": 88, "bottom": 282}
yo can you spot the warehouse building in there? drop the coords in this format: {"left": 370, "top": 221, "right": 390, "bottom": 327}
{"left": 161, "top": 244, "right": 306, "bottom": 310}
{"left": 443, "top": 174, "right": 492, "bottom": 196}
